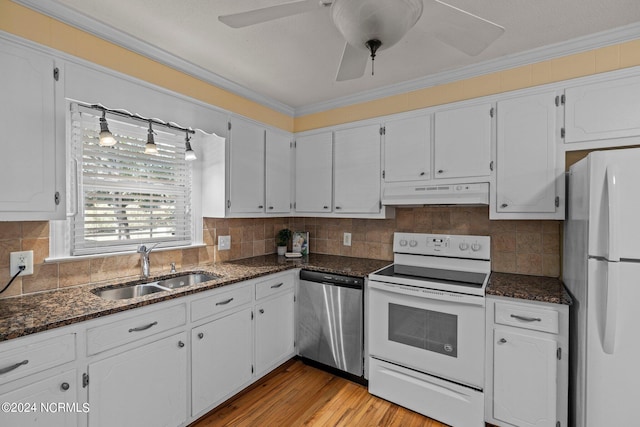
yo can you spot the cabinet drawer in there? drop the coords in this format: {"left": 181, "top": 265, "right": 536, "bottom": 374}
{"left": 255, "top": 274, "right": 294, "bottom": 300}
{"left": 0, "top": 333, "right": 75, "bottom": 384}
{"left": 191, "top": 285, "right": 252, "bottom": 322}
{"left": 494, "top": 302, "right": 559, "bottom": 334}
{"left": 87, "top": 304, "right": 186, "bottom": 355}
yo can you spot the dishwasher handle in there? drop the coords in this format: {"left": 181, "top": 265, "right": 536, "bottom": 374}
{"left": 300, "top": 270, "right": 363, "bottom": 289}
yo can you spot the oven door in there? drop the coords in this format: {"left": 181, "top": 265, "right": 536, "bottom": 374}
{"left": 368, "top": 280, "right": 485, "bottom": 389}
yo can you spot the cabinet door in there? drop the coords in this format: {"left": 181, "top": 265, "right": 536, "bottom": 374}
{"left": 0, "top": 41, "right": 62, "bottom": 219}
{"left": 496, "top": 93, "right": 558, "bottom": 214}
{"left": 493, "top": 329, "right": 557, "bottom": 427}
{"left": 0, "top": 370, "right": 79, "bottom": 427}
{"left": 88, "top": 332, "right": 187, "bottom": 427}
{"left": 191, "top": 308, "right": 253, "bottom": 416}
{"left": 265, "top": 129, "right": 292, "bottom": 213}
{"left": 434, "top": 103, "right": 492, "bottom": 179}
{"left": 229, "top": 117, "right": 265, "bottom": 213}
{"left": 255, "top": 292, "right": 295, "bottom": 375}
{"left": 565, "top": 75, "right": 640, "bottom": 142}
{"left": 384, "top": 115, "right": 431, "bottom": 182}
{"left": 334, "top": 124, "right": 381, "bottom": 213}
{"left": 294, "top": 132, "right": 332, "bottom": 213}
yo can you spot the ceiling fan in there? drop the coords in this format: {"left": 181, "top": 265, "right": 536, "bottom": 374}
{"left": 218, "top": 0, "right": 505, "bottom": 81}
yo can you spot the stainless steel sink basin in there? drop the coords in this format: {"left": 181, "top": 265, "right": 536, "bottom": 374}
{"left": 92, "top": 272, "right": 220, "bottom": 300}
{"left": 93, "top": 284, "right": 167, "bottom": 300}
{"left": 156, "top": 273, "right": 219, "bottom": 289}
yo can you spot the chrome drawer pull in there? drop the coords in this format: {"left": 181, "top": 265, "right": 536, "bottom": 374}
{"left": 510, "top": 314, "right": 542, "bottom": 322}
{"left": 129, "top": 321, "right": 158, "bottom": 333}
{"left": 270, "top": 282, "right": 284, "bottom": 289}
{"left": 0, "top": 359, "right": 29, "bottom": 375}
{"left": 216, "top": 298, "right": 234, "bottom": 306}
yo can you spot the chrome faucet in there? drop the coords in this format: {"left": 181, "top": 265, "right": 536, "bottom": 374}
{"left": 137, "top": 244, "right": 158, "bottom": 278}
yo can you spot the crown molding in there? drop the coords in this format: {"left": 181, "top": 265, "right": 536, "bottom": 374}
{"left": 13, "top": 1, "right": 640, "bottom": 118}
{"left": 12, "top": 0, "right": 295, "bottom": 117}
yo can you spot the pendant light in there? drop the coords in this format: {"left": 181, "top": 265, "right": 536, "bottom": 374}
{"left": 98, "top": 110, "right": 117, "bottom": 146}
{"left": 144, "top": 121, "right": 158, "bottom": 154}
{"left": 184, "top": 132, "right": 197, "bottom": 161}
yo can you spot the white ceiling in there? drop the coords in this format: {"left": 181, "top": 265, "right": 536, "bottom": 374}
{"left": 17, "top": 0, "right": 640, "bottom": 114}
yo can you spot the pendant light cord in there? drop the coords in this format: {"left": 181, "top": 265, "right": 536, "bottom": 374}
{"left": 0, "top": 265, "right": 25, "bottom": 295}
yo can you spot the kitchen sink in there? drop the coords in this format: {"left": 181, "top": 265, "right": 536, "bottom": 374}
{"left": 92, "top": 272, "right": 220, "bottom": 300}
{"left": 93, "top": 284, "right": 168, "bottom": 300}
{"left": 156, "top": 272, "right": 219, "bottom": 289}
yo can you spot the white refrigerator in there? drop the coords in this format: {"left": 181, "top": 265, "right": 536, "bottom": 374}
{"left": 564, "top": 148, "right": 640, "bottom": 427}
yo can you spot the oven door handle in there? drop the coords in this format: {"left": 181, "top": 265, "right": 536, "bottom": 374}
{"left": 368, "top": 280, "right": 485, "bottom": 307}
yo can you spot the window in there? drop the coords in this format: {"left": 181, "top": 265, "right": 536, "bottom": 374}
{"left": 69, "top": 103, "right": 192, "bottom": 255}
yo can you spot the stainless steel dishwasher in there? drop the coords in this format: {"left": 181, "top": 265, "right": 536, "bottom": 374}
{"left": 297, "top": 270, "right": 364, "bottom": 378}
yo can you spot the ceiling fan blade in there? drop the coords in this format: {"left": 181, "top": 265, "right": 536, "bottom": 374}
{"left": 219, "top": 0, "right": 323, "bottom": 28}
{"left": 336, "top": 42, "right": 369, "bottom": 81}
{"left": 426, "top": 0, "right": 505, "bottom": 56}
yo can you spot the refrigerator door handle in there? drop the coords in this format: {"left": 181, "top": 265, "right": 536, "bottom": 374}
{"left": 606, "top": 165, "right": 620, "bottom": 262}
{"left": 603, "top": 262, "right": 619, "bottom": 355}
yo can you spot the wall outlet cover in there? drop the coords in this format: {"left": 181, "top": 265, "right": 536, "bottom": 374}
{"left": 343, "top": 232, "right": 352, "bottom": 246}
{"left": 218, "top": 235, "right": 231, "bottom": 251}
{"left": 10, "top": 250, "right": 34, "bottom": 276}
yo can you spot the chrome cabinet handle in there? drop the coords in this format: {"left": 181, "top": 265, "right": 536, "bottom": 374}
{"left": 510, "top": 314, "right": 542, "bottom": 322}
{"left": 437, "top": 170, "right": 444, "bottom": 174}
{"left": 259, "top": 309, "right": 265, "bottom": 314}
{"left": 323, "top": 205, "right": 329, "bottom": 209}
{"left": 268, "top": 206, "right": 274, "bottom": 210}
{"left": 198, "top": 332, "right": 204, "bottom": 339}
{"left": 335, "top": 206, "right": 342, "bottom": 210}
{"left": 270, "top": 282, "right": 283, "bottom": 289}
{"left": 129, "top": 321, "right": 158, "bottom": 333}
{"left": 216, "top": 297, "right": 234, "bottom": 306}
{"left": 258, "top": 205, "right": 264, "bottom": 209}
{"left": 420, "top": 172, "right": 425, "bottom": 176}
{"left": 501, "top": 203, "right": 508, "bottom": 208}
{"left": 498, "top": 338, "right": 507, "bottom": 344}
{"left": 0, "top": 359, "right": 28, "bottom": 375}
{"left": 60, "top": 382, "right": 70, "bottom": 391}
{"left": 178, "top": 341, "right": 185, "bottom": 348}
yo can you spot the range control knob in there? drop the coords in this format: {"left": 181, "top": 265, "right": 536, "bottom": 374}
{"left": 399, "top": 239, "right": 408, "bottom": 247}
{"left": 471, "top": 243, "right": 481, "bottom": 252}
{"left": 459, "top": 242, "right": 469, "bottom": 251}
{"left": 409, "top": 240, "right": 418, "bottom": 248}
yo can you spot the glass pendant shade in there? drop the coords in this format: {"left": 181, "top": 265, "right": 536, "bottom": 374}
{"left": 184, "top": 135, "right": 197, "bottom": 161}
{"left": 332, "top": 0, "right": 423, "bottom": 51}
{"left": 144, "top": 123, "right": 158, "bottom": 154}
{"left": 98, "top": 116, "right": 117, "bottom": 146}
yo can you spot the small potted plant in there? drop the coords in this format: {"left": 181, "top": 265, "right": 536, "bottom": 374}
{"left": 276, "top": 228, "right": 292, "bottom": 256}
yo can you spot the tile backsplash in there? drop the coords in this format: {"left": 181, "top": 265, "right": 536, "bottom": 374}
{"left": 0, "top": 206, "right": 560, "bottom": 299}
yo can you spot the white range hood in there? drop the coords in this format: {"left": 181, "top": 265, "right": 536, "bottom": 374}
{"left": 382, "top": 182, "right": 489, "bottom": 206}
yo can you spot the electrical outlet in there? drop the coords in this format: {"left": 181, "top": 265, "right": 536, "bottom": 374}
{"left": 343, "top": 232, "right": 352, "bottom": 247}
{"left": 218, "top": 235, "right": 231, "bottom": 251}
{"left": 10, "top": 250, "right": 34, "bottom": 276}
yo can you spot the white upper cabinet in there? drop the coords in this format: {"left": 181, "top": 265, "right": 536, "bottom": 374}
{"left": 334, "top": 124, "right": 382, "bottom": 214}
{"left": 565, "top": 74, "right": 640, "bottom": 143}
{"left": 494, "top": 92, "right": 564, "bottom": 219}
{"left": 434, "top": 103, "right": 492, "bottom": 180}
{"left": 265, "top": 129, "right": 292, "bottom": 214}
{"left": 383, "top": 115, "right": 431, "bottom": 183}
{"left": 294, "top": 132, "right": 333, "bottom": 213}
{"left": 228, "top": 116, "right": 265, "bottom": 214}
{"left": 0, "top": 40, "right": 64, "bottom": 220}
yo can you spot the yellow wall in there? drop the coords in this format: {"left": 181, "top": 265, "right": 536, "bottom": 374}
{"left": 3, "top": 0, "right": 640, "bottom": 134}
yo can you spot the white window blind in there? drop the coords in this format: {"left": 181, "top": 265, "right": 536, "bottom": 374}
{"left": 70, "top": 104, "right": 192, "bottom": 255}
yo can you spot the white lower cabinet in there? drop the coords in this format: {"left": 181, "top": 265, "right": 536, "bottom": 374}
{"left": 0, "top": 369, "right": 79, "bottom": 427}
{"left": 191, "top": 307, "right": 253, "bottom": 416}
{"left": 87, "top": 332, "right": 188, "bottom": 427}
{"left": 254, "top": 284, "right": 295, "bottom": 376}
{"left": 486, "top": 296, "right": 568, "bottom": 427}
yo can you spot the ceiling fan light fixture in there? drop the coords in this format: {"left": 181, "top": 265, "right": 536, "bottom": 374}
{"left": 332, "top": 0, "right": 423, "bottom": 51}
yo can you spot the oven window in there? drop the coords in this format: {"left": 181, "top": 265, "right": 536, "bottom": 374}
{"left": 388, "top": 303, "right": 457, "bottom": 357}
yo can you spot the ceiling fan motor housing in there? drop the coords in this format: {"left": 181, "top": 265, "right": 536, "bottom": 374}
{"left": 332, "top": 0, "right": 424, "bottom": 51}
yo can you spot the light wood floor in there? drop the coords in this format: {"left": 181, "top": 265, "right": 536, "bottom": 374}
{"left": 191, "top": 359, "right": 448, "bottom": 427}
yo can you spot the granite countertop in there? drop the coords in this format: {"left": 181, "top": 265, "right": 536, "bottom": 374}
{"left": 0, "top": 254, "right": 391, "bottom": 342}
{"left": 487, "top": 272, "right": 572, "bottom": 305}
